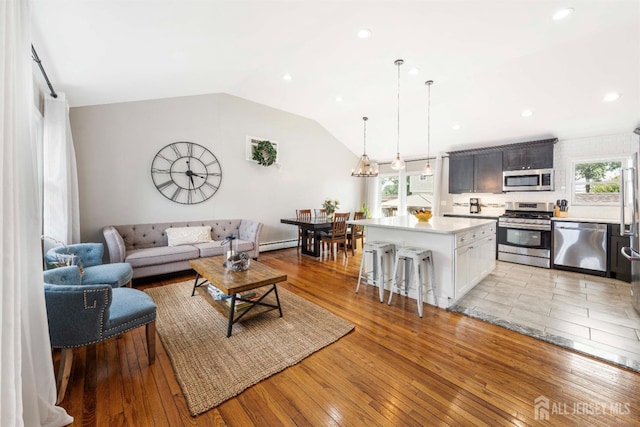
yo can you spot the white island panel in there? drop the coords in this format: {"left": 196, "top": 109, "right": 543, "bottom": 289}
{"left": 350, "top": 216, "right": 496, "bottom": 309}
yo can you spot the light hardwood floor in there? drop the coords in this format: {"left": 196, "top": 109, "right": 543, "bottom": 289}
{"left": 54, "top": 248, "right": 640, "bottom": 426}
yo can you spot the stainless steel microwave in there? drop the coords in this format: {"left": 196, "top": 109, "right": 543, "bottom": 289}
{"left": 503, "top": 168, "right": 554, "bottom": 192}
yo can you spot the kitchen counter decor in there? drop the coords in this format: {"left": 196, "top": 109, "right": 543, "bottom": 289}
{"left": 414, "top": 209, "right": 432, "bottom": 222}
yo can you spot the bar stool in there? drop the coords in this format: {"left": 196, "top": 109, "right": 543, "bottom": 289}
{"left": 356, "top": 241, "right": 396, "bottom": 302}
{"left": 388, "top": 247, "right": 436, "bottom": 317}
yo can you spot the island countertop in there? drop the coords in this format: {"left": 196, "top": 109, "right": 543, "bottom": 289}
{"left": 348, "top": 215, "right": 496, "bottom": 234}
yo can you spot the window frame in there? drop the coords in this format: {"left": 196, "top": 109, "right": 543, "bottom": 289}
{"left": 570, "top": 154, "right": 630, "bottom": 206}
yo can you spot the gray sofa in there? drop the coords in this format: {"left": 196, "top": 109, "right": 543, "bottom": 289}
{"left": 102, "top": 219, "right": 263, "bottom": 279}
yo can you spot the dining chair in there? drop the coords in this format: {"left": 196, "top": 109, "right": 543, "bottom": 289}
{"left": 314, "top": 209, "right": 327, "bottom": 220}
{"left": 349, "top": 211, "right": 366, "bottom": 255}
{"left": 318, "top": 212, "right": 350, "bottom": 261}
{"left": 296, "top": 209, "right": 312, "bottom": 251}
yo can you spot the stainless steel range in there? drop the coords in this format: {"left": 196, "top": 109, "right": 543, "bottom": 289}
{"left": 498, "top": 201, "right": 554, "bottom": 268}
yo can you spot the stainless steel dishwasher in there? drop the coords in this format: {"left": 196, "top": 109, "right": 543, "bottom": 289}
{"left": 553, "top": 222, "right": 608, "bottom": 272}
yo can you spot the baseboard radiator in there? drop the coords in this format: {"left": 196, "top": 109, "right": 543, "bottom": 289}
{"left": 259, "top": 239, "right": 297, "bottom": 252}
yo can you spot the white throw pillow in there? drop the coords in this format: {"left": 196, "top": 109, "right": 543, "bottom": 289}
{"left": 166, "top": 226, "right": 212, "bottom": 246}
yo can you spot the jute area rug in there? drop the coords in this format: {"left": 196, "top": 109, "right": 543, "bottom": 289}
{"left": 145, "top": 281, "right": 354, "bottom": 416}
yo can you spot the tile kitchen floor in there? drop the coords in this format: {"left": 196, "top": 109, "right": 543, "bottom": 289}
{"left": 455, "top": 261, "right": 640, "bottom": 371}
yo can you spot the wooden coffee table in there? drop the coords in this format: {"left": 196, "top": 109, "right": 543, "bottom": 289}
{"left": 189, "top": 257, "right": 287, "bottom": 337}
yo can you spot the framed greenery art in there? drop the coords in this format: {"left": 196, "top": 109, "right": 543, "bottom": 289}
{"left": 246, "top": 136, "right": 279, "bottom": 167}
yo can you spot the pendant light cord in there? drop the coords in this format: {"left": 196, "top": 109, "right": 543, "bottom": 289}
{"left": 427, "top": 81, "right": 431, "bottom": 160}
{"left": 396, "top": 61, "right": 401, "bottom": 156}
{"left": 426, "top": 80, "right": 434, "bottom": 164}
{"left": 363, "top": 117, "right": 367, "bottom": 154}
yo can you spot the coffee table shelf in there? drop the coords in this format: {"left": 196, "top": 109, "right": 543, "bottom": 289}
{"left": 190, "top": 257, "right": 288, "bottom": 337}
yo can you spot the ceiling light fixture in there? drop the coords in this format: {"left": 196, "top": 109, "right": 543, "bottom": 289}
{"left": 521, "top": 109, "right": 534, "bottom": 118}
{"left": 422, "top": 80, "right": 434, "bottom": 177}
{"left": 352, "top": 116, "right": 378, "bottom": 177}
{"left": 336, "top": 96, "right": 343, "bottom": 102}
{"left": 452, "top": 123, "right": 461, "bottom": 131}
{"left": 603, "top": 92, "right": 621, "bottom": 102}
{"left": 552, "top": 8, "right": 574, "bottom": 20}
{"left": 408, "top": 67, "right": 420, "bottom": 75}
{"left": 283, "top": 73, "right": 292, "bottom": 81}
{"left": 357, "top": 28, "right": 372, "bottom": 39}
{"left": 390, "top": 59, "right": 405, "bottom": 170}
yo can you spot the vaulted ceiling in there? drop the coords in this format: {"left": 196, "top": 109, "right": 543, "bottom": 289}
{"left": 31, "top": 1, "right": 640, "bottom": 162}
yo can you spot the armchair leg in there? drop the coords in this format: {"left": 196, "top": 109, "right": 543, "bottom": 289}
{"left": 56, "top": 348, "right": 73, "bottom": 404}
{"left": 146, "top": 321, "right": 156, "bottom": 364}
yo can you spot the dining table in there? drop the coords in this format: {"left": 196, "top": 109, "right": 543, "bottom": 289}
{"left": 280, "top": 217, "right": 333, "bottom": 257}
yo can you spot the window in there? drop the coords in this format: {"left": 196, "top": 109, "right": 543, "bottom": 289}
{"left": 379, "top": 172, "right": 434, "bottom": 217}
{"left": 406, "top": 173, "right": 433, "bottom": 215}
{"left": 571, "top": 158, "right": 623, "bottom": 205}
{"left": 380, "top": 175, "right": 399, "bottom": 217}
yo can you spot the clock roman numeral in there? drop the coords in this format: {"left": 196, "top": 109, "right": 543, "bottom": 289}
{"left": 156, "top": 180, "right": 173, "bottom": 190}
{"left": 205, "top": 159, "right": 219, "bottom": 167}
{"left": 171, "top": 187, "right": 182, "bottom": 201}
{"left": 156, "top": 153, "right": 174, "bottom": 163}
{"left": 170, "top": 143, "right": 182, "bottom": 158}
{"left": 204, "top": 182, "right": 219, "bottom": 192}
{"left": 151, "top": 167, "right": 171, "bottom": 174}
{"left": 186, "top": 142, "right": 194, "bottom": 158}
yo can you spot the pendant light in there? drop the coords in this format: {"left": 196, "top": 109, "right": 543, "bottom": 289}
{"left": 352, "top": 116, "right": 378, "bottom": 177}
{"left": 390, "top": 59, "right": 405, "bottom": 170}
{"left": 422, "top": 80, "right": 434, "bottom": 177}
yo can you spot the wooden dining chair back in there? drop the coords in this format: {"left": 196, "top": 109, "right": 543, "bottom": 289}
{"left": 314, "top": 209, "right": 327, "bottom": 220}
{"left": 296, "top": 209, "right": 312, "bottom": 251}
{"left": 322, "top": 212, "right": 350, "bottom": 261}
{"left": 349, "top": 211, "right": 366, "bottom": 255}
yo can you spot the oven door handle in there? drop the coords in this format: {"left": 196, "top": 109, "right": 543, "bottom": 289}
{"left": 621, "top": 246, "right": 640, "bottom": 262}
{"left": 498, "top": 223, "right": 551, "bottom": 231}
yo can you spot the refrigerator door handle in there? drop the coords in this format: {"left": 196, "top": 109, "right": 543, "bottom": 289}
{"left": 621, "top": 246, "right": 640, "bottom": 261}
{"left": 620, "top": 167, "right": 637, "bottom": 237}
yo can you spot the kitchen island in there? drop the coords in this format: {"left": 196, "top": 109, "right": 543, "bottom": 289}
{"left": 349, "top": 215, "right": 497, "bottom": 309}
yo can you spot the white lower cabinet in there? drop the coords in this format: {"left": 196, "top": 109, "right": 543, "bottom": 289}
{"left": 454, "top": 224, "right": 496, "bottom": 300}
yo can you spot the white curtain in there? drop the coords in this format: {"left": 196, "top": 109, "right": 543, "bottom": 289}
{"left": 42, "top": 92, "right": 80, "bottom": 251}
{"left": 0, "top": 0, "right": 73, "bottom": 425}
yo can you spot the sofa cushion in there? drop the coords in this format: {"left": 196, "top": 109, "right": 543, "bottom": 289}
{"left": 166, "top": 226, "right": 212, "bottom": 246}
{"left": 125, "top": 245, "right": 199, "bottom": 268}
{"left": 194, "top": 239, "right": 254, "bottom": 258}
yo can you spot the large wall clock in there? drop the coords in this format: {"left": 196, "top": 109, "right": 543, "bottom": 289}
{"left": 151, "top": 142, "right": 222, "bottom": 204}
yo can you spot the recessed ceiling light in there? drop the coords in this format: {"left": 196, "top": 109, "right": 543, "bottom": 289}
{"left": 552, "top": 8, "right": 574, "bottom": 20}
{"left": 521, "top": 109, "right": 534, "bottom": 118}
{"left": 407, "top": 67, "right": 420, "bottom": 75}
{"left": 452, "top": 124, "right": 461, "bottom": 131}
{"left": 603, "top": 92, "right": 621, "bottom": 102}
{"left": 335, "top": 96, "right": 343, "bottom": 102}
{"left": 357, "top": 28, "right": 372, "bottom": 39}
{"left": 282, "top": 73, "right": 292, "bottom": 81}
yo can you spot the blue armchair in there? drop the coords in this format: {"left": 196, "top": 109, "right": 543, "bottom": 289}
{"left": 43, "top": 266, "right": 157, "bottom": 404}
{"left": 44, "top": 242, "right": 133, "bottom": 288}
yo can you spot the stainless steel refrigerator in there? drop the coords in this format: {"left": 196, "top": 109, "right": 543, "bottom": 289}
{"left": 620, "top": 128, "right": 640, "bottom": 314}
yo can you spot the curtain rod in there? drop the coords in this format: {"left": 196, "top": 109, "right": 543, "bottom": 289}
{"left": 31, "top": 44, "right": 58, "bottom": 99}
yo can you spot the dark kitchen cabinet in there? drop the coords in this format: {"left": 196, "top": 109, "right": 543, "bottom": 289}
{"left": 449, "top": 155, "right": 474, "bottom": 193}
{"left": 609, "top": 224, "right": 631, "bottom": 282}
{"left": 449, "top": 151, "right": 502, "bottom": 194}
{"left": 503, "top": 141, "right": 554, "bottom": 171}
{"left": 474, "top": 151, "right": 503, "bottom": 193}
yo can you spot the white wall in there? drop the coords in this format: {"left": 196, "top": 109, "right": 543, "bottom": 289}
{"left": 70, "top": 93, "right": 363, "bottom": 245}
{"left": 443, "top": 132, "right": 639, "bottom": 219}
